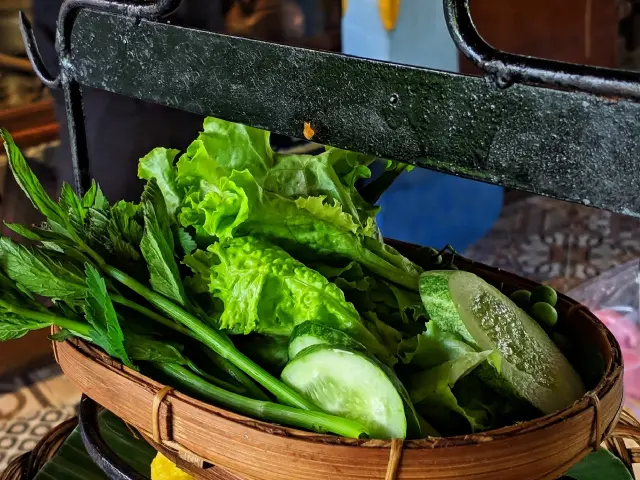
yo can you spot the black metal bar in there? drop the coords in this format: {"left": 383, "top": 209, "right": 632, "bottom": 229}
{"left": 17, "top": 0, "right": 182, "bottom": 194}
{"left": 18, "top": 12, "right": 60, "bottom": 88}
{"left": 61, "top": 75, "right": 91, "bottom": 195}
{"left": 443, "top": 0, "right": 640, "bottom": 99}
{"left": 65, "top": 9, "right": 640, "bottom": 217}
{"left": 79, "top": 395, "right": 148, "bottom": 480}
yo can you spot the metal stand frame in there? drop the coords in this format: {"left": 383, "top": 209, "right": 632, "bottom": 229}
{"left": 17, "top": 0, "right": 640, "bottom": 216}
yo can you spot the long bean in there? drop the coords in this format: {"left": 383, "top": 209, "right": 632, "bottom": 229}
{"left": 111, "top": 294, "right": 269, "bottom": 401}
{"left": 104, "top": 265, "right": 317, "bottom": 411}
{"left": 155, "top": 363, "right": 367, "bottom": 438}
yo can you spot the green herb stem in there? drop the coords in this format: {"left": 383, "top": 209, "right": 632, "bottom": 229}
{"left": 360, "top": 248, "right": 419, "bottom": 291}
{"left": 104, "top": 265, "right": 317, "bottom": 411}
{"left": 198, "top": 346, "right": 270, "bottom": 402}
{"left": 111, "top": 294, "right": 191, "bottom": 337}
{"left": 111, "top": 294, "right": 270, "bottom": 401}
{"left": 184, "top": 360, "right": 246, "bottom": 395}
{"left": 156, "top": 363, "right": 368, "bottom": 439}
{"left": 0, "top": 298, "right": 92, "bottom": 337}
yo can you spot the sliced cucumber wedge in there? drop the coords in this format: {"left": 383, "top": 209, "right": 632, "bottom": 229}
{"left": 419, "top": 270, "right": 585, "bottom": 414}
{"left": 281, "top": 344, "right": 407, "bottom": 439}
{"left": 288, "top": 321, "right": 366, "bottom": 360}
{"left": 288, "top": 321, "right": 435, "bottom": 438}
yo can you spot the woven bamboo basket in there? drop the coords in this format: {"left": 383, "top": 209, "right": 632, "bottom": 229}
{"left": 52, "top": 245, "right": 628, "bottom": 480}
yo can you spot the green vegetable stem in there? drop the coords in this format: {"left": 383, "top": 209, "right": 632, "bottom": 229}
{"left": 154, "top": 363, "right": 368, "bottom": 438}
{"left": 112, "top": 294, "right": 270, "bottom": 401}
{"left": 0, "top": 298, "right": 92, "bottom": 339}
{"left": 104, "top": 265, "right": 317, "bottom": 410}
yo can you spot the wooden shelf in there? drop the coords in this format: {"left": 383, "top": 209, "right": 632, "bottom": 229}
{"left": 0, "top": 99, "right": 59, "bottom": 148}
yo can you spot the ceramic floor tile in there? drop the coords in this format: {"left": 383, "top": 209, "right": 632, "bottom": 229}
{"left": 466, "top": 195, "right": 640, "bottom": 292}
{"left": 0, "top": 404, "right": 76, "bottom": 473}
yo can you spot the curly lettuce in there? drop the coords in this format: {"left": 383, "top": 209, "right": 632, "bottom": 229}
{"left": 189, "top": 236, "right": 393, "bottom": 363}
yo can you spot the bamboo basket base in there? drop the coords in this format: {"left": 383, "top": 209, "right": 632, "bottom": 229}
{"left": 5, "top": 410, "right": 640, "bottom": 480}
{"left": 52, "top": 250, "right": 628, "bottom": 480}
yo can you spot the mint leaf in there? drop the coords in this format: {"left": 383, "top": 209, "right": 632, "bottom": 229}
{"left": 1, "top": 129, "right": 74, "bottom": 237}
{"left": 177, "top": 228, "right": 197, "bottom": 256}
{"left": 0, "top": 311, "right": 48, "bottom": 341}
{"left": 83, "top": 264, "right": 132, "bottom": 368}
{"left": 3, "top": 223, "right": 72, "bottom": 245}
{"left": 183, "top": 249, "right": 216, "bottom": 294}
{"left": 59, "top": 182, "right": 86, "bottom": 226}
{"left": 108, "top": 204, "right": 143, "bottom": 262}
{"left": 0, "top": 237, "right": 86, "bottom": 300}
{"left": 81, "top": 180, "right": 98, "bottom": 208}
{"left": 140, "top": 180, "right": 186, "bottom": 305}
{"left": 81, "top": 180, "right": 109, "bottom": 210}
{"left": 93, "top": 184, "right": 109, "bottom": 210}
{"left": 110, "top": 201, "right": 143, "bottom": 246}
{"left": 124, "top": 331, "right": 187, "bottom": 364}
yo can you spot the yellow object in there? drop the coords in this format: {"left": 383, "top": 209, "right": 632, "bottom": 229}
{"left": 342, "top": 0, "right": 348, "bottom": 17}
{"left": 151, "top": 452, "right": 194, "bottom": 480}
{"left": 303, "top": 122, "right": 315, "bottom": 140}
{"left": 378, "top": 0, "right": 401, "bottom": 31}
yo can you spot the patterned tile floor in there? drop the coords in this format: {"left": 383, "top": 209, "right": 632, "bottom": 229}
{"left": 465, "top": 195, "right": 640, "bottom": 293}
{"left": 0, "top": 364, "right": 80, "bottom": 472}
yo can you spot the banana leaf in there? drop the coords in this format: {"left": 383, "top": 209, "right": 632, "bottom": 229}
{"left": 562, "top": 449, "right": 633, "bottom": 480}
{"left": 34, "top": 410, "right": 156, "bottom": 480}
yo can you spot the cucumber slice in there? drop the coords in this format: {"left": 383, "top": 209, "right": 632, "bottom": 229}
{"left": 288, "top": 321, "right": 434, "bottom": 438}
{"left": 288, "top": 321, "right": 366, "bottom": 360}
{"left": 281, "top": 345, "right": 407, "bottom": 439}
{"left": 419, "top": 270, "right": 585, "bottom": 414}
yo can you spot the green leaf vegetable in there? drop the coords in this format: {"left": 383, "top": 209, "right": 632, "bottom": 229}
{"left": 0, "top": 119, "right": 600, "bottom": 450}
{"left": 1, "top": 128, "right": 323, "bottom": 414}
{"left": 138, "top": 118, "right": 422, "bottom": 290}
{"left": 83, "top": 264, "right": 133, "bottom": 368}
{"left": 203, "top": 235, "right": 393, "bottom": 362}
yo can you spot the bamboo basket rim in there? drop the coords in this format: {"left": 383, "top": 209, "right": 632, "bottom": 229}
{"left": 68, "top": 337, "right": 623, "bottom": 450}
{"left": 56, "top": 253, "right": 625, "bottom": 451}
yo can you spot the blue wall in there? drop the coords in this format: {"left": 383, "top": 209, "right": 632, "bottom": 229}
{"left": 342, "top": 1, "right": 503, "bottom": 252}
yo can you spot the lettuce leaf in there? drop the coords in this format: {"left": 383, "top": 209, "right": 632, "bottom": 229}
{"left": 195, "top": 116, "right": 274, "bottom": 180}
{"left": 263, "top": 147, "right": 378, "bottom": 227}
{"left": 398, "top": 322, "right": 472, "bottom": 368}
{"left": 408, "top": 349, "right": 500, "bottom": 433}
{"left": 206, "top": 236, "right": 392, "bottom": 362}
{"left": 177, "top": 167, "right": 420, "bottom": 289}
{"left": 314, "top": 260, "right": 426, "bottom": 336}
{"left": 142, "top": 117, "right": 422, "bottom": 289}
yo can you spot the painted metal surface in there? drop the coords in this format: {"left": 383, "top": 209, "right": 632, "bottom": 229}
{"left": 343, "top": 0, "right": 503, "bottom": 250}
{"left": 16, "top": 0, "right": 640, "bottom": 218}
